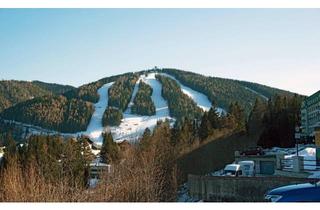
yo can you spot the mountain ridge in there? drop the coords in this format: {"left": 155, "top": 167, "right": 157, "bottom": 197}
{"left": 0, "top": 69, "right": 302, "bottom": 142}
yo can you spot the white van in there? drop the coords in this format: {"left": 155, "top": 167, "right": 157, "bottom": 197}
{"left": 238, "top": 160, "right": 255, "bottom": 176}
{"left": 223, "top": 164, "right": 242, "bottom": 177}
{"left": 223, "top": 161, "right": 255, "bottom": 177}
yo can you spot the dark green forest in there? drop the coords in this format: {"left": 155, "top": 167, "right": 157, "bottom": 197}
{"left": 0, "top": 95, "right": 94, "bottom": 133}
{"left": 102, "top": 107, "right": 123, "bottom": 127}
{"left": 131, "top": 81, "right": 156, "bottom": 116}
{"left": 0, "top": 80, "right": 78, "bottom": 113}
{"left": 156, "top": 74, "right": 203, "bottom": 122}
{"left": 0, "top": 80, "right": 52, "bottom": 112}
{"left": 32, "top": 81, "right": 75, "bottom": 95}
{"left": 108, "top": 74, "right": 139, "bottom": 111}
{"left": 257, "top": 94, "right": 304, "bottom": 148}
{"left": 160, "top": 68, "right": 295, "bottom": 114}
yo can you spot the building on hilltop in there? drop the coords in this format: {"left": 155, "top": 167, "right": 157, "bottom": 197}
{"left": 301, "top": 90, "right": 320, "bottom": 139}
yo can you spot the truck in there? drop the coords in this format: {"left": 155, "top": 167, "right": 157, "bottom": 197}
{"left": 223, "top": 161, "right": 255, "bottom": 177}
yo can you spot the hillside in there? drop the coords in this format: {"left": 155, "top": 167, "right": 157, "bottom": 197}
{"left": 0, "top": 68, "right": 301, "bottom": 142}
{"left": 0, "top": 95, "right": 94, "bottom": 133}
{"left": 0, "top": 80, "right": 77, "bottom": 112}
{"left": 159, "top": 68, "right": 296, "bottom": 114}
{"left": 32, "top": 80, "right": 76, "bottom": 95}
{"left": 0, "top": 80, "right": 52, "bottom": 112}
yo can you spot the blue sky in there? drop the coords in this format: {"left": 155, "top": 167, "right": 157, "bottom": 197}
{"left": 0, "top": 9, "right": 319, "bottom": 95}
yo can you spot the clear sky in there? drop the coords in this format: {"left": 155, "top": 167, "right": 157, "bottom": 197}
{"left": 0, "top": 9, "right": 319, "bottom": 95}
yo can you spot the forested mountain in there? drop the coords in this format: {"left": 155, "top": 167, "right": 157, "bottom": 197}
{"left": 156, "top": 74, "right": 203, "bottom": 121}
{"left": 0, "top": 68, "right": 302, "bottom": 139}
{"left": 0, "top": 80, "right": 77, "bottom": 112}
{"left": 108, "top": 74, "right": 139, "bottom": 111}
{"left": 0, "top": 95, "right": 94, "bottom": 133}
{"left": 32, "top": 81, "right": 76, "bottom": 95}
{"left": 0, "top": 80, "right": 52, "bottom": 112}
{"left": 159, "top": 68, "right": 296, "bottom": 114}
{"left": 131, "top": 81, "right": 156, "bottom": 116}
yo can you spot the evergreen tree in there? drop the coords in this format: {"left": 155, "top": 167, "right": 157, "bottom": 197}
{"left": 139, "top": 128, "right": 152, "bottom": 150}
{"left": 199, "top": 112, "right": 211, "bottom": 140}
{"left": 247, "top": 98, "right": 267, "bottom": 135}
{"left": 208, "top": 106, "right": 220, "bottom": 129}
{"left": 2, "top": 133, "right": 17, "bottom": 165}
{"left": 102, "top": 107, "right": 123, "bottom": 126}
{"left": 228, "top": 102, "right": 246, "bottom": 130}
{"left": 257, "top": 94, "right": 304, "bottom": 148}
{"left": 100, "top": 132, "right": 120, "bottom": 164}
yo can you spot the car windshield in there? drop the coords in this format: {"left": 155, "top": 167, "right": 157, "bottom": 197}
{"left": 224, "top": 170, "right": 236, "bottom": 175}
{"left": 316, "top": 181, "right": 320, "bottom": 187}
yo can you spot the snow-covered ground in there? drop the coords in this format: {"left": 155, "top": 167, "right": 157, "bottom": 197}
{"left": 244, "top": 87, "right": 269, "bottom": 101}
{"left": 110, "top": 73, "right": 174, "bottom": 142}
{"left": 80, "top": 82, "right": 114, "bottom": 144}
{"left": 159, "top": 73, "right": 225, "bottom": 115}
{"left": 284, "top": 147, "right": 320, "bottom": 177}
{"left": 265, "top": 146, "right": 320, "bottom": 178}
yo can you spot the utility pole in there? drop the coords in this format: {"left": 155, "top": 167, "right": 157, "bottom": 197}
{"left": 295, "top": 126, "right": 301, "bottom": 156}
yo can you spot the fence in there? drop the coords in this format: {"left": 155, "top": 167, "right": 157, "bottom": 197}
{"left": 280, "top": 156, "right": 320, "bottom": 172}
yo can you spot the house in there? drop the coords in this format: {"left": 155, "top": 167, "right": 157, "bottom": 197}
{"left": 88, "top": 157, "right": 112, "bottom": 188}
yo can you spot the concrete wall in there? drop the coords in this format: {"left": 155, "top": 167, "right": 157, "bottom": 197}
{"left": 188, "top": 174, "right": 320, "bottom": 202}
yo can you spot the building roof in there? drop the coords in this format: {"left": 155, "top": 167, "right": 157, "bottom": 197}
{"left": 305, "top": 90, "right": 320, "bottom": 102}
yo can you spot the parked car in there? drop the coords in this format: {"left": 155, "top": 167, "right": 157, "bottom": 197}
{"left": 240, "top": 147, "right": 265, "bottom": 156}
{"left": 265, "top": 181, "right": 320, "bottom": 202}
{"left": 222, "top": 161, "right": 255, "bottom": 177}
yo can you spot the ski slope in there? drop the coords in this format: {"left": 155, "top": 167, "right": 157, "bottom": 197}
{"left": 84, "top": 72, "right": 225, "bottom": 142}
{"left": 110, "top": 73, "right": 174, "bottom": 142}
{"left": 159, "top": 73, "right": 225, "bottom": 115}
{"left": 81, "top": 82, "right": 114, "bottom": 144}
{"left": 9, "top": 72, "right": 226, "bottom": 143}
